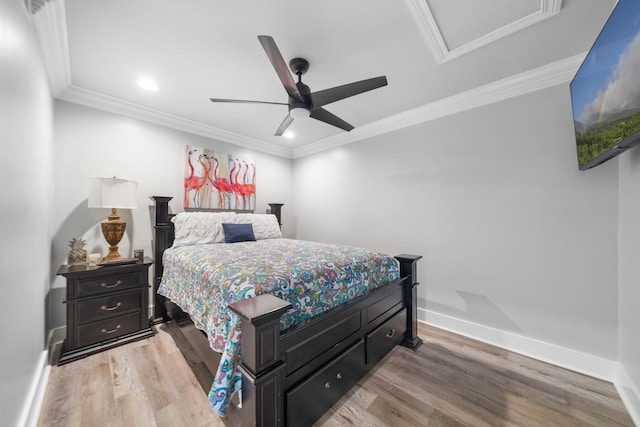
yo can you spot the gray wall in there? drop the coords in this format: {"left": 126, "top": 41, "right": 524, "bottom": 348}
{"left": 618, "top": 150, "right": 640, "bottom": 420}
{"left": 292, "top": 84, "right": 620, "bottom": 361}
{"left": 50, "top": 101, "right": 294, "bottom": 331}
{"left": 0, "top": 1, "right": 54, "bottom": 426}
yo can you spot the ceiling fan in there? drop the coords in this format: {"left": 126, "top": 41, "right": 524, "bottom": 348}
{"left": 209, "top": 35, "right": 388, "bottom": 136}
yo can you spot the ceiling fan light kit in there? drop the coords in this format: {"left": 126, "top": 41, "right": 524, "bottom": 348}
{"left": 289, "top": 107, "right": 311, "bottom": 119}
{"left": 209, "top": 35, "right": 388, "bottom": 136}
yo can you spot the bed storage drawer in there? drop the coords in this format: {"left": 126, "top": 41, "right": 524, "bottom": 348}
{"left": 366, "top": 308, "right": 406, "bottom": 366}
{"left": 287, "top": 340, "right": 365, "bottom": 427}
{"left": 285, "top": 311, "right": 361, "bottom": 376}
{"left": 365, "top": 285, "right": 403, "bottom": 324}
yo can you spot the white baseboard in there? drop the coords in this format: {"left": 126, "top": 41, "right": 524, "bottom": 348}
{"left": 419, "top": 308, "right": 617, "bottom": 381}
{"left": 47, "top": 326, "right": 65, "bottom": 357}
{"left": 15, "top": 327, "right": 64, "bottom": 427}
{"left": 615, "top": 364, "right": 640, "bottom": 426}
{"left": 16, "top": 351, "right": 50, "bottom": 427}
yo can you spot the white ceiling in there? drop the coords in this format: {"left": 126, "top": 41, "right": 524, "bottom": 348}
{"left": 29, "top": 0, "right": 616, "bottom": 158}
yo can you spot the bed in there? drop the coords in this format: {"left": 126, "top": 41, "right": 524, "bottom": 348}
{"left": 150, "top": 196, "right": 422, "bottom": 426}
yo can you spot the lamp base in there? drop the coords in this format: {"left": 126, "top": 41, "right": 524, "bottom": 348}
{"left": 101, "top": 209, "right": 127, "bottom": 262}
{"left": 102, "top": 252, "right": 126, "bottom": 263}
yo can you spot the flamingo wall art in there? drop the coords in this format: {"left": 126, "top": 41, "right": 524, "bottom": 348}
{"left": 183, "top": 145, "right": 256, "bottom": 210}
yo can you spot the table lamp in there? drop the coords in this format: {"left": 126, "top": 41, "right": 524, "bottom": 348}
{"left": 88, "top": 177, "right": 138, "bottom": 262}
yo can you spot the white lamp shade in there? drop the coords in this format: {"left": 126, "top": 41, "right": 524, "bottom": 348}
{"left": 88, "top": 177, "right": 138, "bottom": 209}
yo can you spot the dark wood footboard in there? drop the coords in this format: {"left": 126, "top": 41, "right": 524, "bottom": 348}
{"left": 229, "top": 257, "right": 421, "bottom": 427}
{"left": 151, "top": 196, "right": 421, "bottom": 427}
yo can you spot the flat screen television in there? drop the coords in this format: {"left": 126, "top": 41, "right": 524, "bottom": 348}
{"left": 570, "top": 0, "right": 640, "bottom": 170}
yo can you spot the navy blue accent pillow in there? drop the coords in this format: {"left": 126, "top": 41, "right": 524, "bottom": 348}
{"left": 222, "top": 223, "right": 256, "bottom": 243}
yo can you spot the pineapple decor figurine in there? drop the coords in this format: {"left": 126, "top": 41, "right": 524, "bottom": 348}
{"left": 68, "top": 238, "right": 88, "bottom": 266}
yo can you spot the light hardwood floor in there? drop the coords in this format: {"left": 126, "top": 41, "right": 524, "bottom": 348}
{"left": 38, "top": 322, "right": 634, "bottom": 426}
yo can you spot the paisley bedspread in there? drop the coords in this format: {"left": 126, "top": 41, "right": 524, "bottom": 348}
{"left": 157, "top": 238, "right": 400, "bottom": 416}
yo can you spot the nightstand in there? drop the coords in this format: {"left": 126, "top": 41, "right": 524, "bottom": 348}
{"left": 56, "top": 257, "right": 155, "bottom": 364}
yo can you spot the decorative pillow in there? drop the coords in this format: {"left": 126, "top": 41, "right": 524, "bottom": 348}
{"left": 236, "top": 213, "right": 282, "bottom": 240}
{"left": 222, "top": 223, "right": 256, "bottom": 243}
{"left": 171, "top": 212, "right": 237, "bottom": 247}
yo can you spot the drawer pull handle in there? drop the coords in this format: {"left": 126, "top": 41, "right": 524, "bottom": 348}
{"left": 386, "top": 328, "right": 396, "bottom": 339}
{"left": 101, "top": 280, "right": 122, "bottom": 289}
{"left": 100, "top": 302, "right": 122, "bottom": 311}
{"left": 324, "top": 382, "right": 331, "bottom": 389}
{"left": 101, "top": 325, "right": 121, "bottom": 334}
{"left": 336, "top": 373, "right": 342, "bottom": 380}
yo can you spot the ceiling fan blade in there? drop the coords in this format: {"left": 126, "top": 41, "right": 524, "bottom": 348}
{"left": 210, "top": 98, "right": 287, "bottom": 106}
{"left": 274, "top": 114, "right": 294, "bottom": 136}
{"left": 257, "top": 35, "right": 304, "bottom": 101}
{"left": 310, "top": 108, "right": 354, "bottom": 132}
{"left": 309, "top": 76, "right": 387, "bottom": 109}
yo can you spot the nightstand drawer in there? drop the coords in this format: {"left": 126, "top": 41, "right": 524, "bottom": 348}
{"left": 77, "top": 291, "right": 142, "bottom": 324}
{"left": 77, "top": 272, "right": 140, "bottom": 297}
{"left": 77, "top": 312, "right": 141, "bottom": 348}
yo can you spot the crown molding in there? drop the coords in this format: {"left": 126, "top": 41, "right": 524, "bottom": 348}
{"left": 35, "top": 0, "right": 576, "bottom": 160}
{"left": 292, "top": 52, "right": 585, "bottom": 159}
{"left": 31, "top": 0, "right": 292, "bottom": 158}
{"left": 58, "top": 85, "right": 294, "bottom": 158}
{"left": 409, "top": 0, "right": 563, "bottom": 63}
{"left": 56, "top": 53, "right": 584, "bottom": 160}
{"left": 30, "top": 0, "right": 71, "bottom": 97}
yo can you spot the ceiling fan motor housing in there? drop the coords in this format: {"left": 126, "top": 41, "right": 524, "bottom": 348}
{"left": 290, "top": 66, "right": 312, "bottom": 117}
{"left": 290, "top": 80, "right": 312, "bottom": 113}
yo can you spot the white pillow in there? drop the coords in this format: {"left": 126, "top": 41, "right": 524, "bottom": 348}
{"left": 236, "top": 213, "right": 282, "bottom": 240}
{"left": 172, "top": 212, "right": 237, "bottom": 247}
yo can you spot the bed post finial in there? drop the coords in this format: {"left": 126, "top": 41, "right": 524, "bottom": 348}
{"left": 395, "top": 254, "right": 423, "bottom": 350}
{"left": 268, "top": 203, "right": 284, "bottom": 228}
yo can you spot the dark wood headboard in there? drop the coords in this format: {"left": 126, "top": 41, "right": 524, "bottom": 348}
{"left": 149, "top": 196, "right": 283, "bottom": 323}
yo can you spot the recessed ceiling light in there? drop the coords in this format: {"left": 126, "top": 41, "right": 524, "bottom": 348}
{"left": 136, "top": 78, "right": 158, "bottom": 91}
{"left": 283, "top": 131, "right": 295, "bottom": 139}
